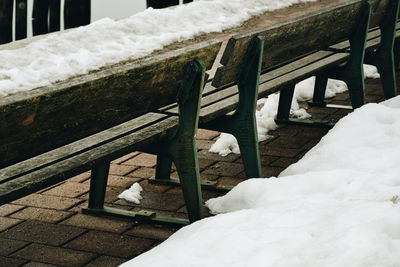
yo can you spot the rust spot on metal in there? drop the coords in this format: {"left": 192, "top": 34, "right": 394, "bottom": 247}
{"left": 22, "top": 114, "right": 36, "bottom": 126}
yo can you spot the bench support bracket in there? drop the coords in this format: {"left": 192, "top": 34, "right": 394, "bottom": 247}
{"left": 84, "top": 59, "right": 206, "bottom": 225}
{"left": 204, "top": 36, "right": 264, "bottom": 179}
{"left": 312, "top": 2, "right": 372, "bottom": 109}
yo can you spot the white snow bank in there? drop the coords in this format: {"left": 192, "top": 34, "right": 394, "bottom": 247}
{"left": 0, "top": 0, "right": 317, "bottom": 97}
{"left": 122, "top": 96, "right": 400, "bottom": 267}
{"left": 210, "top": 65, "right": 380, "bottom": 156}
{"left": 118, "top": 183, "right": 143, "bottom": 204}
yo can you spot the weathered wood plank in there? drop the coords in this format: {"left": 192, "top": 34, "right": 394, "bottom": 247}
{"left": 15, "top": 0, "right": 27, "bottom": 40}
{"left": 0, "top": 0, "right": 13, "bottom": 44}
{"left": 0, "top": 116, "right": 179, "bottom": 204}
{"left": 0, "top": 112, "right": 167, "bottom": 183}
{"left": 0, "top": 39, "right": 222, "bottom": 167}
{"left": 212, "top": 0, "right": 365, "bottom": 88}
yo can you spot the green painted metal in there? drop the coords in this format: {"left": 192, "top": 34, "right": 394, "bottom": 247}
{"left": 163, "top": 59, "right": 206, "bottom": 223}
{"left": 85, "top": 59, "right": 206, "bottom": 225}
{"left": 204, "top": 36, "right": 264, "bottom": 179}
{"left": 395, "top": 38, "right": 400, "bottom": 70}
{"left": 276, "top": 83, "right": 296, "bottom": 121}
{"left": 88, "top": 161, "right": 110, "bottom": 210}
{"left": 149, "top": 177, "right": 234, "bottom": 192}
{"left": 82, "top": 206, "right": 190, "bottom": 227}
{"left": 364, "top": 0, "right": 400, "bottom": 99}
{"left": 313, "top": 1, "right": 372, "bottom": 109}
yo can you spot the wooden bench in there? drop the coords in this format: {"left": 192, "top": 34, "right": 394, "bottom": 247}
{"left": 154, "top": 0, "right": 378, "bottom": 190}
{"left": 311, "top": 0, "right": 400, "bottom": 107}
{"left": 0, "top": 39, "right": 222, "bottom": 225}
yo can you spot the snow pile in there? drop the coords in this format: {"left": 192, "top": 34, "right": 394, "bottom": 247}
{"left": 122, "top": 96, "right": 400, "bottom": 267}
{"left": 118, "top": 182, "right": 143, "bottom": 204}
{"left": 210, "top": 65, "right": 380, "bottom": 156}
{"left": 0, "top": 0, "right": 317, "bottom": 97}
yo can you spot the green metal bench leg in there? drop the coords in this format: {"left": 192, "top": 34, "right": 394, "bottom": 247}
{"left": 155, "top": 155, "right": 173, "bottom": 180}
{"left": 322, "top": 2, "right": 371, "bottom": 109}
{"left": 311, "top": 75, "right": 328, "bottom": 107}
{"left": 276, "top": 84, "right": 295, "bottom": 121}
{"left": 167, "top": 59, "right": 206, "bottom": 222}
{"left": 87, "top": 161, "right": 110, "bottom": 209}
{"left": 204, "top": 36, "right": 264, "bottom": 179}
{"left": 394, "top": 38, "right": 400, "bottom": 71}
{"left": 367, "top": 0, "right": 399, "bottom": 99}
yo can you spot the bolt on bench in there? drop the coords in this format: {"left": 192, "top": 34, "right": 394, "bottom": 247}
{"left": 0, "top": 39, "right": 222, "bottom": 225}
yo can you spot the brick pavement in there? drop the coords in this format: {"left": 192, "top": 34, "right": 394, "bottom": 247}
{"left": 0, "top": 74, "right": 397, "bottom": 267}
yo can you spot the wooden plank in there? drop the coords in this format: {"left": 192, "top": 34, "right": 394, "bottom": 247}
{"left": 15, "top": 0, "right": 28, "bottom": 40}
{"left": 0, "top": 112, "right": 167, "bottom": 183}
{"left": 0, "top": 116, "right": 179, "bottom": 204}
{"left": 64, "top": 0, "right": 90, "bottom": 29}
{"left": 0, "top": 0, "right": 13, "bottom": 44}
{"left": 198, "top": 52, "right": 349, "bottom": 125}
{"left": 212, "top": 0, "right": 365, "bottom": 88}
{"left": 0, "top": 39, "right": 222, "bottom": 167}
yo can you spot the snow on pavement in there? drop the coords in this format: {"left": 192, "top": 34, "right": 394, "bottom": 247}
{"left": 121, "top": 96, "right": 400, "bottom": 267}
{"left": 0, "top": 0, "right": 317, "bottom": 97}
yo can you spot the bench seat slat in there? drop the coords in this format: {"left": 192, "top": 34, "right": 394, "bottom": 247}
{"left": 0, "top": 112, "right": 168, "bottom": 183}
{"left": 184, "top": 51, "right": 350, "bottom": 125}
{"left": 0, "top": 115, "right": 178, "bottom": 204}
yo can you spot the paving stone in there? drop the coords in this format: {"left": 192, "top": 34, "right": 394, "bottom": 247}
{"left": 12, "top": 194, "right": 83, "bottom": 210}
{"left": 0, "top": 237, "right": 28, "bottom": 256}
{"left": 0, "top": 217, "right": 22, "bottom": 232}
{"left": 269, "top": 125, "right": 301, "bottom": 137}
{"left": 60, "top": 214, "right": 134, "bottom": 234}
{"left": 68, "top": 172, "right": 91, "bottom": 183}
{"left": 199, "top": 173, "right": 219, "bottom": 182}
{"left": 118, "top": 191, "right": 185, "bottom": 212}
{"left": 196, "top": 139, "right": 215, "bottom": 150}
{"left": 307, "top": 106, "right": 338, "bottom": 114}
{"left": 42, "top": 182, "right": 89, "bottom": 198}
{"left": 125, "top": 224, "right": 176, "bottom": 241}
{"left": 10, "top": 207, "right": 73, "bottom": 223}
{"left": 217, "top": 176, "right": 246, "bottom": 187}
{"left": 0, "top": 256, "right": 28, "bottom": 267}
{"left": 198, "top": 159, "right": 217, "bottom": 170}
{"left": 121, "top": 153, "right": 157, "bottom": 167}
{"left": 85, "top": 256, "right": 126, "bottom": 267}
{"left": 261, "top": 166, "right": 285, "bottom": 178}
{"left": 0, "top": 204, "right": 24, "bottom": 216}
{"left": 109, "top": 164, "right": 138, "bottom": 176}
{"left": 111, "top": 152, "right": 139, "bottom": 164}
{"left": 236, "top": 155, "right": 278, "bottom": 166}
{"left": 127, "top": 167, "right": 155, "bottom": 179}
{"left": 79, "top": 186, "right": 125, "bottom": 204}
{"left": 0, "top": 221, "right": 86, "bottom": 246}
{"left": 302, "top": 138, "right": 321, "bottom": 150}
{"left": 197, "top": 149, "right": 241, "bottom": 162}
{"left": 202, "top": 162, "right": 244, "bottom": 177}
{"left": 270, "top": 157, "right": 299, "bottom": 168}
{"left": 106, "top": 175, "right": 142, "bottom": 188}
{"left": 12, "top": 244, "right": 95, "bottom": 267}
{"left": 22, "top": 261, "right": 61, "bottom": 267}
{"left": 65, "top": 231, "right": 154, "bottom": 258}
{"left": 295, "top": 128, "right": 329, "bottom": 138}
{"left": 197, "top": 129, "right": 220, "bottom": 140}
{"left": 267, "top": 135, "right": 310, "bottom": 149}
{"left": 139, "top": 179, "right": 171, "bottom": 193}
{"left": 259, "top": 147, "right": 303, "bottom": 157}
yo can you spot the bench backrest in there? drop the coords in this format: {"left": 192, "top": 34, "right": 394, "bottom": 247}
{"left": 212, "top": 0, "right": 372, "bottom": 88}
{"left": 0, "top": 39, "right": 222, "bottom": 167}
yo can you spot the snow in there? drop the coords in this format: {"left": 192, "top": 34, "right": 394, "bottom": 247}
{"left": 121, "top": 96, "right": 400, "bottom": 267}
{"left": 0, "top": 0, "right": 317, "bottom": 97}
{"left": 118, "top": 183, "right": 143, "bottom": 204}
{"left": 210, "top": 65, "right": 380, "bottom": 156}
